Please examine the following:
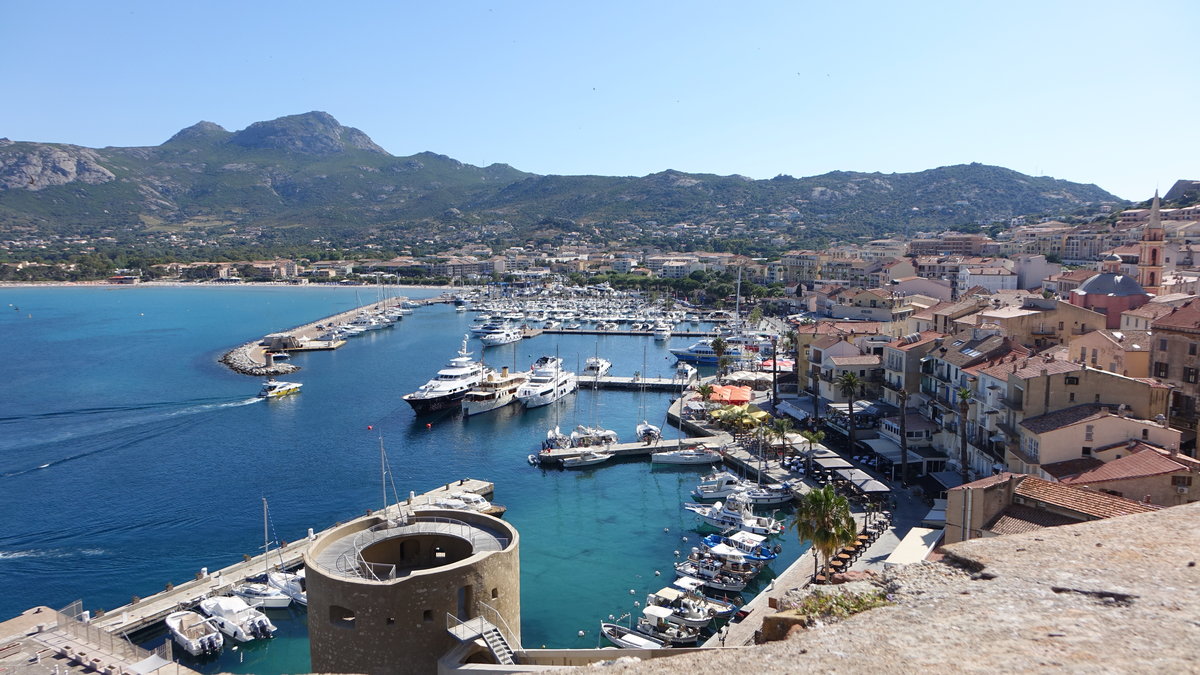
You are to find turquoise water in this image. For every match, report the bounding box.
[0,286,805,672]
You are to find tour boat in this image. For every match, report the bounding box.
[165,610,224,656]
[402,337,488,414]
[650,445,722,465]
[645,586,738,628]
[600,622,669,650]
[463,367,528,416]
[515,356,577,408]
[198,596,276,642]
[561,449,613,469]
[258,379,302,398]
[582,356,612,378]
[636,606,702,645]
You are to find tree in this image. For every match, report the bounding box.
[792,485,857,581]
[748,305,763,326]
[800,429,826,475]
[770,417,795,458]
[957,386,974,486]
[694,383,715,411]
[837,372,862,456]
[898,389,909,487]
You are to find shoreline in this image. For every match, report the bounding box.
[0,280,465,290]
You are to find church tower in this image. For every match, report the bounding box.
[1137,191,1165,295]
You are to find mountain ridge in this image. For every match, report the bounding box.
[0,112,1123,249]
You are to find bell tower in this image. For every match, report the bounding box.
[1137,191,1164,295]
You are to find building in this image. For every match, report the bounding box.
[943,473,1160,544]
[306,508,521,675]
[1149,299,1200,446]
[1067,254,1152,328]
[1011,403,1180,477]
[1066,329,1150,378]
[1046,443,1198,507]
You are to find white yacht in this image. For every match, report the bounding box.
[165,610,223,656]
[258,379,302,399]
[402,337,488,414]
[682,492,784,536]
[650,445,723,465]
[653,324,673,341]
[582,356,612,378]
[479,326,522,347]
[636,420,662,442]
[690,471,750,500]
[669,339,748,365]
[463,367,528,416]
[267,569,307,606]
[569,424,618,446]
[516,356,577,408]
[199,596,277,642]
[232,580,291,609]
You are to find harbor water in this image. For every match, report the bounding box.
[0,286,807,673]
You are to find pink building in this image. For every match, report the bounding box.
[1068,254,1150,329]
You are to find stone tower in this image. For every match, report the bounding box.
[1137,191,1165,295]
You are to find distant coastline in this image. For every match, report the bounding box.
[0,280,463,291]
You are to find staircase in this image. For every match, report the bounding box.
[481,625,515,665]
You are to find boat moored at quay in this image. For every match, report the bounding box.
[402,336,488,414]
[516,356,578,408]
[463,366,529,416]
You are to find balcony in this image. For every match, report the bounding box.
[1169,413,1198,431]
[999,396,1023,412]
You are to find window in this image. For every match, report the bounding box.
[386,617,396,626]
[1069,392,1076,402]
[1155,362,1170,378]
[423,610,434,623]
[1159,338,1168,352]
[1142,429,1149,440]
[1082,447,1092,455]
[330,606,356,630]
[1084,425,1094,441]
[1173,476,1194,487]
[1191,343,1198,357]
[1186,367,1198,384]
[491,588,499,600]
[1065,376,1079,385]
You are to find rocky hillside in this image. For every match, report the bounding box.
[0,112,1122,247]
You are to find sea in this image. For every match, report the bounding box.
[0,285,807,673]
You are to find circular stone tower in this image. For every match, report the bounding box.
[305,508,520,675]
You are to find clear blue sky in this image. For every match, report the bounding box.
[3,1,1196,200]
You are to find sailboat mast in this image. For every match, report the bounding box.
[380,436,387,514]
[262,497,269,575]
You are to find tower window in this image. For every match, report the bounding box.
[330,606,356,630]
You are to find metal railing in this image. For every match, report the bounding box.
[334,515,511,580]
[51,601,176,673]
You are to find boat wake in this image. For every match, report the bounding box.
[0,548,108,561]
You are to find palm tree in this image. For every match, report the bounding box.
[694,383,715,412]
[836,372,862,457]
[897,389,909,488]
[711,336,727,382]
[800,429,825,475]
[792,485,857,581]
[770,416,795,459]
[957,386,974,486]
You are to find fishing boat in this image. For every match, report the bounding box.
[463,367,528,416]
[561,449,613,469]
[702,531,781,563]
[267,568,307,606]
[402,336,488,414]
[690,471,750,500]
[600,622,669,650]
[569,424,618,447]
[164,610,223,656]
[650,445,722,465]
[582,356,612,377]
[645,587,718,628]
[515,356,577,408]
[682,492,785,535]
[198,596,276,642]
[636,606,702,645]
[258,379,302,398]
[673,558,758,592]
[738,482,796,507]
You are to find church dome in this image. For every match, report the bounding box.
[1103,253,1123,262]
[1074,273,1148,297]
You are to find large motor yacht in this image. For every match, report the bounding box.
[463,367,529,416]
[668,338,748,365]
[402,337,488,414]
[515,356,577,408]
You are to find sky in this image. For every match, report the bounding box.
[2,1,1197,201]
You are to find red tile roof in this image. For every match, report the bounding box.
[1013,475,1161,519]
[977,354,1082,381]
[1058,448,1190,485]
[984,504,1079,535]
[1152,299,1200,331]
[1040,457,1105,480]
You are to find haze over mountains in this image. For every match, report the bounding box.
[0,111,1121,247]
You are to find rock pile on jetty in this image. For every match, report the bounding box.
[220,343,300,377]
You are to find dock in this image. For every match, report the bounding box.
[89,479,495,637]
[581,375,690,391]
[541,328,716,338]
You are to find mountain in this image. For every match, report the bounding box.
[0,112,1122,250]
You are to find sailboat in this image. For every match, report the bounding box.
[635,342,662,443]
[232,498,292,609]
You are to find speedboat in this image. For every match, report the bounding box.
[199,596,276,642]
[267,568,307,607]
[582,356,612,378]
[600,622,669,650]
[569,424,618,447]
[463,367,528,416]
[402,336,488,414]
[232,579,291,608]
[479,326,521,347]
[669,338,748,365]
[515,356,577,408]
[636,420,662,443]
[691,471,750,500]
[413,492,507,517]
[165,610,224,656]
[258,379,302,398]
[561,449,613,469]
[683,492,785,535]
[702,531,780,563]
[650,445,722,465]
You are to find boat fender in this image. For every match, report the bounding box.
[707,608,717,617]
[773,544,783,554]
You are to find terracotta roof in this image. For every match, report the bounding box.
[1013,475,1161,518]
[1152,300,1200,331]
[1040,457,1105,480]
[1058,448,1190,485]
[1122,303,1177,321]
[885,330,944,350]
[977,355,1082,382]
[810,335,843,349]
[936,334,1012,368]
[911,301,957,321]
[952,471,1021,490]
[1019,403,1110,434]
[1053,269,1100,283]
[829,355,881,367]
[984,504,1079,535]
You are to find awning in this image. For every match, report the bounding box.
[930,470,966,490]
[643,605,674,619]
[860,437,905,463]
[883,527,943,568]
[922,508,947,527]
[814,456,854,469]
[834,468,892,493]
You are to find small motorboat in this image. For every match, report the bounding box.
[561,449,613,469]
[691,471,751,500]
[636,420,662,443]
[259,379,302,398]
[673,558,759,592]
[267,351,290,361]
[569,424,618,447]
[646,587,728,628]
[199,596,277,642]
[682,492,785,536]
[600,622,669,650]
[651,445,722,465]
[702,531,781,562]
[267,568,307,606]
[582,356,612,378]
[636,606,701,645]
[738,482,796,507]
[165,610,224,656]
